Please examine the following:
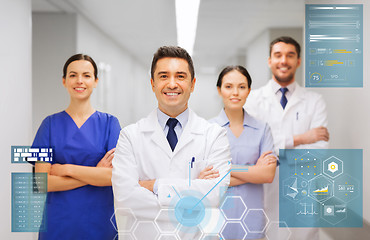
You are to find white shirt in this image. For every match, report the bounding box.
[271,79,296,103]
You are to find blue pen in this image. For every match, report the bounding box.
[189,157,195,187]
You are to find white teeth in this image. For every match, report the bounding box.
[166,93,179,96]
[280,67,288,71]
[75,88,85,91]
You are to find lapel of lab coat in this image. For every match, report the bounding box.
[173,109,203,156]
[140,109,203,159]
[261,80,284,116]
[262,80,305,118]
[140,110,173,158]
[283,83,305,116]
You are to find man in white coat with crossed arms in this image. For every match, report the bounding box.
[112,46,231,239]
[245,36,329,240]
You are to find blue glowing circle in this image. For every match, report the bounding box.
[174,196,205,227]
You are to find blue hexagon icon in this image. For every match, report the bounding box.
[293,151,322,179]
[243,209,269,233]
[334,174,360,203]
[320,197,347,225]
[220,196,247,220]
[282,176,309,202]
[308,174,334,203]
[220,221,247,240]
[323,156,343,179]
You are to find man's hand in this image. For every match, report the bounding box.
[198,166,219,179]
[139,180,155,192]
[256,151,277,166]
[50,163,69,177]
[97,148,115,168]
[294,126,329,146]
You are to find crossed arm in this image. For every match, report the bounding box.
[293,126,329,147]
[229,151,277,186]
[35,148,116,192]
[140,151,277,191]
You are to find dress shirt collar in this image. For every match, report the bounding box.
[271,79,296,95]
[216,108,260,129]
[157,108,189,131]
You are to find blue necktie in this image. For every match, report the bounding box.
[280,87,288,109]
[166,118,178,151]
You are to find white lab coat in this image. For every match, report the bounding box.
[244,80,328,240]
[112,109,231,238]
[245,80,328,154]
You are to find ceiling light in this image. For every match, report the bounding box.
[175,0,200,56]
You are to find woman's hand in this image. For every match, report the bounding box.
[198,166,220,179]
[97,148,115,168]
[256,151,277,166]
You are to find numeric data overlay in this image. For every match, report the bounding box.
[305,4,363,87]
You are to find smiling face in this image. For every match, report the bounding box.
[151,57,196,117]
[63,60,98,101]
[218,70,251,111]
[269,42,301,87]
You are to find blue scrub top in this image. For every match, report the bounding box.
[210,109,276,239]
[32,111,121,240]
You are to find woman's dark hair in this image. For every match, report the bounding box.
[217,65,252,89]
[63,54,98,79]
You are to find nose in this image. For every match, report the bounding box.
[232,87,238,95]
[281,55,287,64]
[167,76,177,89]
[76,75,83,84]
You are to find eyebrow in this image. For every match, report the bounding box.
[176,71,188,75]
[223,82,247,85]
[273,51,297,55]
[68,71,92,74]
[157,71,168,75]
[156,71,188,75]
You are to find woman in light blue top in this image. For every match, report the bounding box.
[209,66,278,240]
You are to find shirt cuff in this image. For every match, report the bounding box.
[285,135,294,149]
[153,180,158,195]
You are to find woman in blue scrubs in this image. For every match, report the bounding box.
[32,54,121,239]
[209,66,278,240]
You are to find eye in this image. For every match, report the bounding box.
[240,86,246,89]
[69,74,76,78]
[178,74,185,79]
[84,74,91,78]
[225,85,231,89]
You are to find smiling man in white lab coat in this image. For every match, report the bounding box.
[112,46,231,239]
[245,36,329,240]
